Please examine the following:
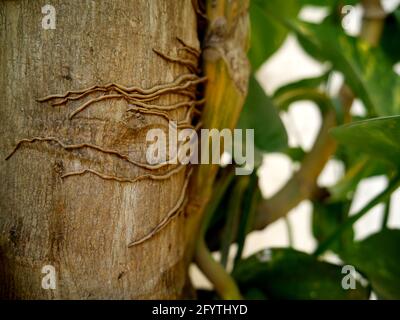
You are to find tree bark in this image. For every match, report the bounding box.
[0,0,200,299]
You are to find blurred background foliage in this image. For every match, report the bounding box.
[198,0,400,300]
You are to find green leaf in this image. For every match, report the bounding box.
[312,199,354,253]
[220,176,249,268]
[299,0,335,5]
[237,75,288,152]
[314,174,400,256]
[274,72,330,100]
[299,0,359,6]
[243,288,268,300]
[283,146,306,162]
[273,72,333,113]
[329,157,390,201]
[233,248,370,300]
[332,115,400,167]
[249,0,301,70]
[204,167,236,251]
[343,229,400,299]
[381,7,400,64]
[290,20,400,116]
[234,171,261,266]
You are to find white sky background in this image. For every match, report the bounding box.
[191,0,400,289]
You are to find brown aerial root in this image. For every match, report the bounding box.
[152,48,199,74]
[37,73,201,103]
[127,97,205,112]
[6,121,202,170]
[126,97,205,125]
[126,106,197,127]
[50,88,108,106]
[36,71,206,127]
[126,106,171,122]
[67,94,125,119]
[128,168,192,247]
[5,136,174,170]
[61,163,186,182]
[176,36,201,58]
[52,88,161,107]
[179,99,205,125]
[67,77,207,119]
[179,90,197,100]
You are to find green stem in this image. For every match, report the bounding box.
[284,216,294,247]
[381,198,391,229]
[195,238,243,300]
[314,174,400,256]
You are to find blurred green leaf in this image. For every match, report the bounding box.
[204,167,236,251]
[273,72,333,113]
[233,248,370,299]
[299,0,336,5]
[330,157,390,201]
[299,0,359,7]
[243,288,268,300]
[283,146,306,162]
[343,229,400,299]
[381,7,400,64]
[249,0,301,70]
[274,72,329,100]
[220,176,249,268]
[332,115,400,167]
[237,75,288,152]
[290,20,400,115]
[234,172,261,266]
[314,173,400,256]
[312,199,353,253]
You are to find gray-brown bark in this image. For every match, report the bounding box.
[0,0,199,299]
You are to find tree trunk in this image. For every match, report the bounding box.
[0,0,200,299]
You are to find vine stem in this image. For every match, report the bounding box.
[195,238,242,300]
[284,216,294,247]
[314,173,400,256]
[381,198,391,229]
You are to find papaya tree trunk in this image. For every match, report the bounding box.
[0,0,200,299]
